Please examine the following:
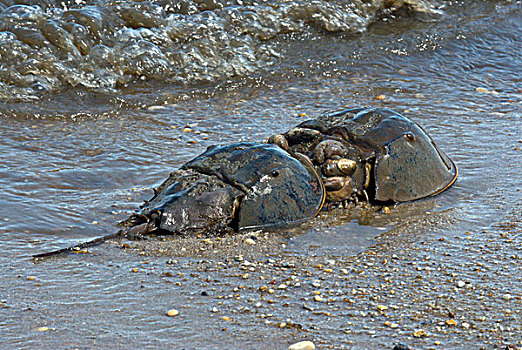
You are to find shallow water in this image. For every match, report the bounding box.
[1,0,521,349]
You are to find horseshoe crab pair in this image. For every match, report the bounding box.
[34,107,457,258]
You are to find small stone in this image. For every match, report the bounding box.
[393,344,411,350]
[377,305,388,311]
[37,327,49,332]
[27,276,36,281]
[211,307,218,313]
[279,322,287,328]
[166,309,179,317]
[462,322,470,329]
[313,295,323,302]
[303,303,314,311]
[446,318,457,326]
[244,238,256,245]
[375,94,386,100]
[457,281,465,288]
[385,321,399,328]
[182,127,193,132]
[222,316,232,322]
[475,87,489,93]
[382,206,391,214]
[288,341,315,350]
[413,329,428,338]
[278,284,287,290]
[502,293,513,301]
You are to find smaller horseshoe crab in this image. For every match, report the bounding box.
[269,107,458,206]
[34,142,325,258]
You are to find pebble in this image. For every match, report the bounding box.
[446,318,457,326]
[288,341,315,350]
[27,276,36,281]
[392,344,411,350]
[244,238,256,245]
[37,327,49,332]
[313,295,323,302]
[475,87,488,93]
[413,329,428,338]
[502,293,513,301]
[222,316,232,322]
[456,280,465,288]
[166,309,179,317]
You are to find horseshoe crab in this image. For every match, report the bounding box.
[34,142,325,258]
[269,107,458,206]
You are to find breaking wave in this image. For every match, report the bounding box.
[0,0,443,101]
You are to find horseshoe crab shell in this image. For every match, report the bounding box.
[141,142,325,233]
[238,151,326,230]
[346,108,458,202]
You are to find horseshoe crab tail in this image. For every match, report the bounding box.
[32,230,124,259]
[32,222,154,260]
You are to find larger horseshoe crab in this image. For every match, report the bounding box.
[34,142,325,258]
[269,107,458,206]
